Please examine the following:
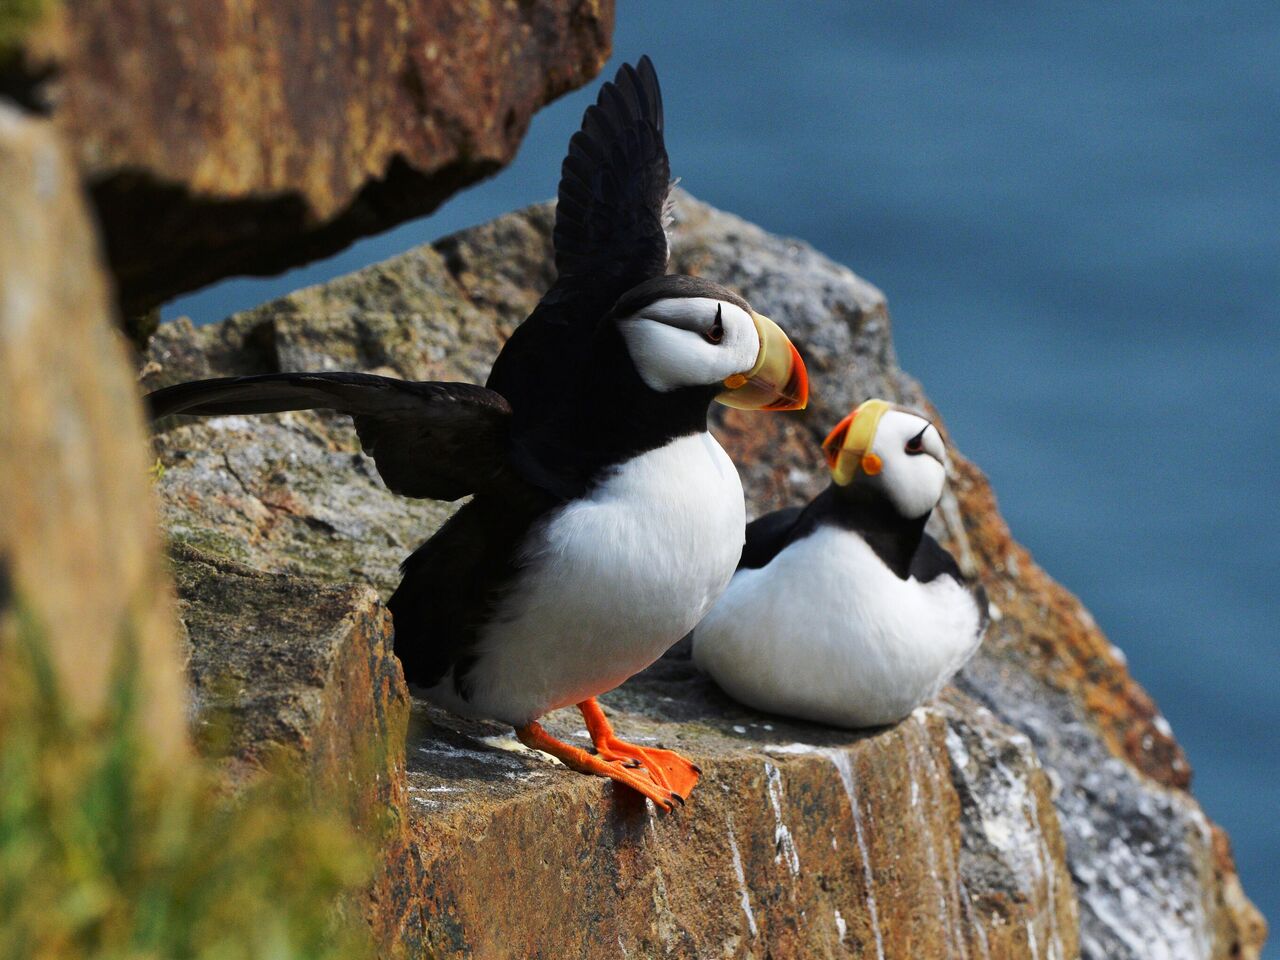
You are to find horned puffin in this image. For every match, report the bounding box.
[147,57,809,810]
[691,399,986,728]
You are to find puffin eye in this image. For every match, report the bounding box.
[703,304,724,344]
[905,426,928,455]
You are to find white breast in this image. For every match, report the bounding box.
[692,525,983,728]
[425,432,746,726]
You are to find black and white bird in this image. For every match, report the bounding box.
[691,399,985,728]
[147,57,808,809]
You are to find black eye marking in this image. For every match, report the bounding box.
[905,424,929,455]
[704,303,724,344]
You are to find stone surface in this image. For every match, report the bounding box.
[176,544,1077,960]
[145,192,1265,958]
[0,102,187,759]
[946,464,1261,960]
[173,544,407,834]
[390,682,1078,959]
[10,0,613,316]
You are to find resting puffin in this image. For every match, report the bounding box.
[147,57,808,809]
[691,399,985,728]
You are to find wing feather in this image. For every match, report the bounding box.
[487,56,672,409]
[738,507,807,571]
[549,55,671,303]
[147,372,513,501]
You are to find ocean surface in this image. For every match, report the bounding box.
[165,4,1280,945]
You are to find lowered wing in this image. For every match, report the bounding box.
[148,372,513,502]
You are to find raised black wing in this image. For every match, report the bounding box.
[147,372,512,501]
[738,506,807,570]
[552,54,670,300]
[487,56,671,405]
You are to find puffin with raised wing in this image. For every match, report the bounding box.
[147,57,809,810]
[692,399,985,729]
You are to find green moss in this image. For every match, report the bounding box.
[0,602,374,960]
[0,0,53,59]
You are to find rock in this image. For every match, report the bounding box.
[173,543,407,832]
[0,102,187,760]
[175,543,1077,959]
[388,682,1078,958]
[145,192,1265,958]
[9,0,614,317]
[945,469,1261,960]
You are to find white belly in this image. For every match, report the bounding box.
[426,432,746,726]
[692,525,983,728]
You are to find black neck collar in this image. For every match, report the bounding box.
[809,483,929,579]
[506,321,717,500]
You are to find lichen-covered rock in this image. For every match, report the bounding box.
[174,545,1077,959]
[12,0,614,316]
[145,192,1265,958]
[391,687,1077,959]
[172,544,407,829]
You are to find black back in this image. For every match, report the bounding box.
[739,485,965,586]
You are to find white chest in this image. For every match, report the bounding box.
[433,432,746,725]
[693,525,983,728]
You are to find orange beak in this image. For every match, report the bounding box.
[716,312,809,412]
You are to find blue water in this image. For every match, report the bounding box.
[166,3,1280,944]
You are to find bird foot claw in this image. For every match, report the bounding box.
[593,740,702,802]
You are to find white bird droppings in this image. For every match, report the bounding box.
[763,761,801,877]
[726,818,759,938]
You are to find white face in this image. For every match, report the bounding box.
[867,410,948,519]
[616,297,761,392]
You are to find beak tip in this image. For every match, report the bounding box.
[789,343,810,410]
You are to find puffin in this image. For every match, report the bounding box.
[147,57,809,810]
[691,399,986,728]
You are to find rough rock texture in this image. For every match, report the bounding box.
[143,193,1265,958]
[173,544,407,833]
[172,533,1077,958]
[9,0,614,316]
[0,102,187,759]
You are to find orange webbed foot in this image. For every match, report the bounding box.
[578,698,702,803]
[514,721,680,811]
[592,741,702,803]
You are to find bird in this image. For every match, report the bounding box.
[691,398,986,729]
[146,56,809,810]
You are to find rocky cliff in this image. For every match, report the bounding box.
[143,193,1266,959]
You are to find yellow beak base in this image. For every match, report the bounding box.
[822,398,891,485]
[715,312,809,412]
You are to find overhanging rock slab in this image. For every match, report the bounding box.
[12,0,614,316]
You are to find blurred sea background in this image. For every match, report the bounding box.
[164,4,1280,944]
